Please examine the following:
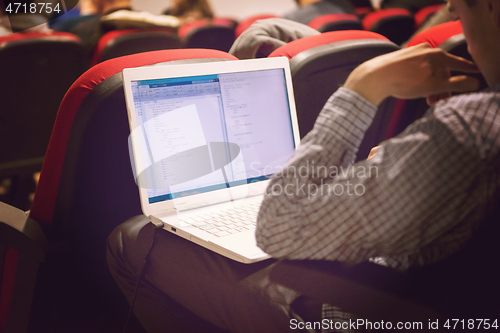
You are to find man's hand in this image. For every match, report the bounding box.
[367,146,380,160]
[344,43,481,106]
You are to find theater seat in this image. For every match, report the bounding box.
[414,4,445,29]
[27,49,237,293]
[405,19,462,48]
[354,6,373,18]
[363,8,415,45]
[308,14,363,32]
[178,18,236,52]
[212,17,238,30]
[351,0,373,16]
[0,32,86,211]
[0,202,46,333]
[269,30,399,160]
[91,27,182,65]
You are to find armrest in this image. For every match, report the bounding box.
[0,201,28,232]
[0,201,47,252]
[0,201,47,333]
[269,260,441,323]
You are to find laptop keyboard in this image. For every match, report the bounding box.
[179,202,260,237]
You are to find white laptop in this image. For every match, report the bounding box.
[123,57,300,263]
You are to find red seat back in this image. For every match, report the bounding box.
[363,8,415,45]
[308,14,363,32]
[406,20,462,47]
[354,6,373,18]
[414,4,445,29]
[91,27,182,66]
[179,18,236,52]
[29,49,237,288]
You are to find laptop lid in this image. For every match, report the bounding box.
[123,57,300,218]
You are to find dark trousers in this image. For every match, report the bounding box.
[106,215,302,333]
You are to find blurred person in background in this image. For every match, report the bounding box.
[163,0,214,24]
[70,0,132,56]
[0,4,12,36]
[52,0,100,32]
[71,0,178,58]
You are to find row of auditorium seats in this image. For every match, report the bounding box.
[0,31,88,211]
[70,2,448,67]
[92,17,237,65]
[89,4,445,66]
[174,4,445,52]
[308,5,444,44]
[0,20,484,332]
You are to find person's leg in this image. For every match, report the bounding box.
[107,215,301,333]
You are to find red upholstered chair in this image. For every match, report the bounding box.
[0,32,86,211]
[354,6,373,18]
[308,14,363,32]
[414,4,445,29]
[91,27,182,66]
[386,20,487,139]
[0,202,46,333]
[212,17,238,30]
[349,0,374,18]
[178,18,237,52]
[405,19,462,48]
[234,14,279,38]
[28,49,237,292]
[269,30,399,160]
[362,8,415,45]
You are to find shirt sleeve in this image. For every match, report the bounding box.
[256,87,491,267]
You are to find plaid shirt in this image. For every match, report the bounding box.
[256,86,500,332]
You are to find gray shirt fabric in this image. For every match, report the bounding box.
[229,18,319,60]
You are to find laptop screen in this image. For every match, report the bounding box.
[129,66,296,204]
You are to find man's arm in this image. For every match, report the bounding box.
[256,44,483,265]
[344,43,479,106]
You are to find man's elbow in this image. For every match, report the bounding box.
[255,222,271,254]
[255,225,283,258]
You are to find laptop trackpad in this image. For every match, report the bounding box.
[211,230,268,258]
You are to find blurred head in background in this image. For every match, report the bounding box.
[164,0,214,23]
